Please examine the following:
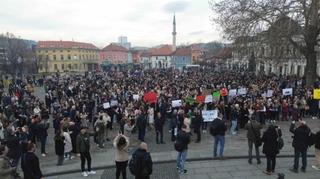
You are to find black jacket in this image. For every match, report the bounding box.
[262,126,281,156]
[315,131,320,150]
[210,119,227,136]
[176,130,191,150]
[137,115,147,130]
[54,135,65,156]
[132,148,153,177]
[21,152,43,179]
[290,123,310,151]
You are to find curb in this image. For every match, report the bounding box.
[44,154,316,177]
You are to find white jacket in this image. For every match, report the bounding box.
[63,132,73,153]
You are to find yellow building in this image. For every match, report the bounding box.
[36,41,100,73]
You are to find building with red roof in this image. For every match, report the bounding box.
[100,43,129,64]
[36,40,100,73]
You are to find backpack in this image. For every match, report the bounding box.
[210,121,219,136]
[174,141,183,152]
[129,150,152,176]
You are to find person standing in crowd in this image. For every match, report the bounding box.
[6,128,22,177]
[245,119,262,164]
[0,145,15,179]
[290,120,311,173]
[192,108,202,143]
[261,123,282,175]
[94,116,106,148]
[54,130,65,166]
[136,110,147,142]
[113,134,129,179]
[129,142,152,179]
[37,118,49,157]
[230,104,240,135]
[76,126,96,177]
[312,129,320,170]
[63,128,73,160]
[154,112,165,144]
[176,124,191,174]
[210,112,227,159]
[21,143,43,179]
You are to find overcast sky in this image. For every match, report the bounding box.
[0,0,221,48]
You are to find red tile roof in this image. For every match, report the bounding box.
[150,45,173,56]
[37,41,98,50]
[102,43,128,52]
[173,47,192,56]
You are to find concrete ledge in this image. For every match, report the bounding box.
[44,154,316,177]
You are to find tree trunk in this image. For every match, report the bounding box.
[305,50,317,87]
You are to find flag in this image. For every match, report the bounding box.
[212,91,221,98]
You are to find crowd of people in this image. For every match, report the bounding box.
[0,67,319,179]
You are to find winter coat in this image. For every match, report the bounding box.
[63,132,73,153]
[76,132,90,153]
[132,148,153,177]
[136,115,147,130]
[176,130,191,150]
[245,121,262,142]
[54,135,65,156]
[113,135,129,162]
[154,115,164,131]
[261,126,280,156]
[21,152,43,179]
[314,131,320,150]
[290,123,311,151]
[0,156,14,179]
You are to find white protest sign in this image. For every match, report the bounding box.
[229,89,237,97]
[261,92,267,98]
[205,95,213,103]
[110,100,118,107]
[103,102,110,109]
[202,110,218,122]
[282,88,293,96]
[267,90,273,98]
[133,94,139,100]
[238,88,247,95]
[172,100,182,107]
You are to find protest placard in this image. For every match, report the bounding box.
[238,88,247,95]
[267,90,273,98]
[205,95,213,103]
[103,102,110,109]
[313,89,320,99]
[133,94,139,100]
[202,110,218,122]
[110,100,118,107]
[172,100,182,107]
[282,88,293,96]
[229,89,237,97]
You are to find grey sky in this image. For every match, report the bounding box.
[0,0,221,47]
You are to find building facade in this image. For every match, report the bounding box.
[36,41,100,73]
[172,47,192,70]
[100,44,129,64]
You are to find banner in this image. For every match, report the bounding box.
[212,91,221,98]
[282,88,293,96]
[205,95,213,103]
[314,89,320,99]
[143,91,157,104]
[196,95,205,103]
[238,88,247,95]
[184,96,195,105]
[267,90,273,98]
[202,110,218,122]
[172,100,182,107]
[229,89,237,97]
[103,102,110,109]
[110,100,118,107]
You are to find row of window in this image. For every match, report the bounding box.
[39,63,81,71]
[39,49,96,53]
[39,54,98,60]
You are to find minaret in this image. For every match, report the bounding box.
[172,14,177,51]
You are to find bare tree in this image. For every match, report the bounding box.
[210,0,319,86]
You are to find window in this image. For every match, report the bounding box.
[68,54,71,60]
[68,64,71,69]
[61,55,64,60]
[67,50,70,52]
[53,50,56,53]
[53,55,56,60]
[61,64,65,70]
[74,64,78,69]
[46,55,49,60]
[79,55,81,60]
[60,50,63,52]
[54,64,58,70]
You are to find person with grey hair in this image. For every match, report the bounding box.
[129,142,153,179]
[245,119,262,164]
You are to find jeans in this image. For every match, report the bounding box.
[214,135,225,157]
[116,161,128,179]
[177,150,187,173]
[138,128,145,142]
[315,148,320,168]
[230,120,237,134]
[80,151,92,172]
[57,155,64,166]
[266,155,276,172]
[293,148,307,170]
[248,140,261,162]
